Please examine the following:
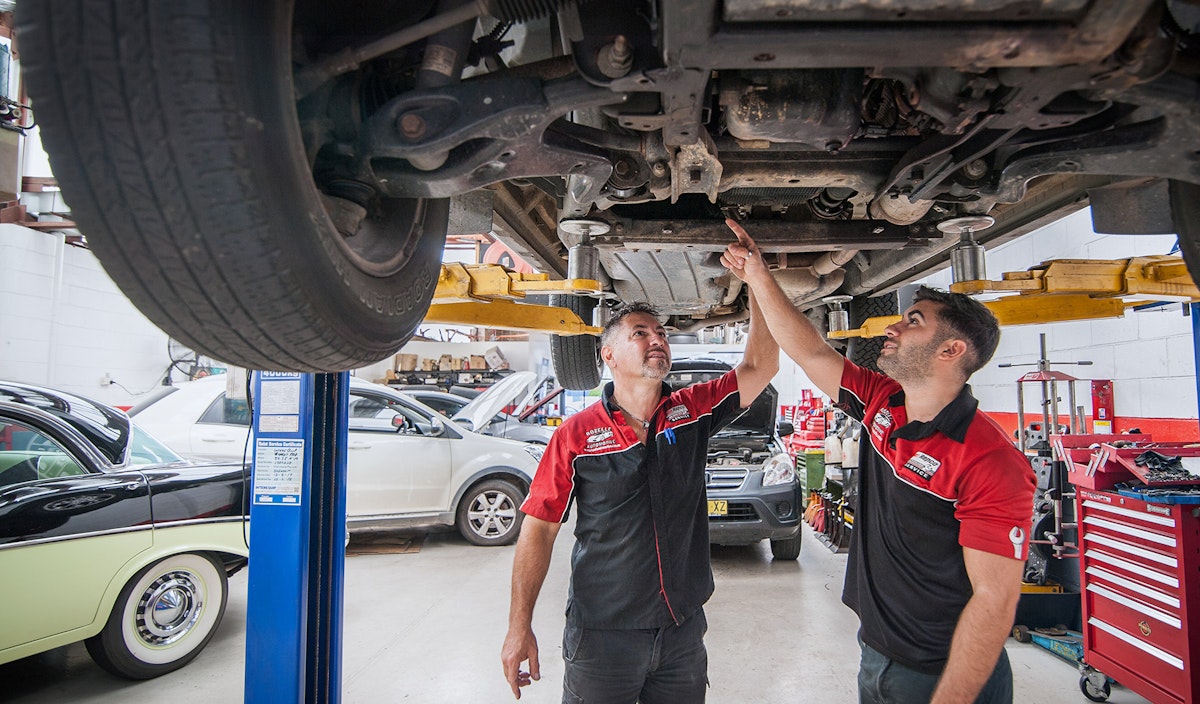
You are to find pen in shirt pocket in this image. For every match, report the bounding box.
[664,427,677,445]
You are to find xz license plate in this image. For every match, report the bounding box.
[707,500,728,516]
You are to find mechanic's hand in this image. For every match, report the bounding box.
[722,218,768,283]
[501,626,540,699]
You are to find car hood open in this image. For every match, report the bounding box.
[452,371,537,432]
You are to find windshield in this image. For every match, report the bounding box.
[128,423,185,465]
[665,368,776,434]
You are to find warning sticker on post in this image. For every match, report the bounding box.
[259,372,302,416]
[253,438,305,506]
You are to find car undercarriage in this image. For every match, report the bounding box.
[16,0,1200,386]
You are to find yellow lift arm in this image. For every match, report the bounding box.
[423,263,604,335]
[830,256,1200,340]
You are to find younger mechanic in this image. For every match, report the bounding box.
[501,294,778,702]
[723,219,1035,704]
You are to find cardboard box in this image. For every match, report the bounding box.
[395,353,419,372]
[469,355,488,370]
[421,358,437,372]
[438,354,455,371]
[483,346,508,370]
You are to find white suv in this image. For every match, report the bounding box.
[132,376,542,546]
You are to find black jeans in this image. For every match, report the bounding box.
[858,637,1012,704]
[561,611,708,704]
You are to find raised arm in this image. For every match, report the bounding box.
[722,219,846,398]
[733,290,780,407]
[501,515,561,699]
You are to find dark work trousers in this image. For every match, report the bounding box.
[561,610,708,704]
[857,637,1012,704]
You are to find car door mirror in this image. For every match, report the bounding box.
[777,421,795,437]
[427,418,445,437]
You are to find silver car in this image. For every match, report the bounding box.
[132,376,542,546]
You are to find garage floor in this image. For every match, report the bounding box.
[2,526,1151,704]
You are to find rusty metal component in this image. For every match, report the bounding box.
[670,133,723,203]
[597,35,634,79]
[869,192,936,225]
[399,112,427,139]
[721,70,863,148]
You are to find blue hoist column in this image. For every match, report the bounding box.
[245,371,350,703]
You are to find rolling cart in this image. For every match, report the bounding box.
[1074,444,1200,704]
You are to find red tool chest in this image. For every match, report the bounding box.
[1076,488,1200,704]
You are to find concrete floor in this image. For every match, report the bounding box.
[2,525,1152,704]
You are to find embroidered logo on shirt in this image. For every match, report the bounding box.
[584,426,619,451]
[902,451,941,479]
[1008,526,1026,559]
[870,408,893,441]
[667,404,691,422]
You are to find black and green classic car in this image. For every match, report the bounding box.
[0,382,249,679]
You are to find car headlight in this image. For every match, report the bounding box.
[762,453,796,487]
[523,444,545,462]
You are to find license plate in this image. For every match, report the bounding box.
[708,500,728,516]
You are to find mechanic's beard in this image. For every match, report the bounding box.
[641,357,670,379]
[876,339,939,383]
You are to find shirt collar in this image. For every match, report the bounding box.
[601,381,673,423]
[889,384,978,444]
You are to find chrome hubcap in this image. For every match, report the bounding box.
[136,571,203,646]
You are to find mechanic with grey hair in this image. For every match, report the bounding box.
[723,219,1034,704]
[501,295,778,702]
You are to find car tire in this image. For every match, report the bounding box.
[17,1,449,372]
[1171,179,1200,283]
[549,294,603,390]
[456,478,526,546]
[847,292,899,374]
[85,553,229,679]
[769,534,802,561]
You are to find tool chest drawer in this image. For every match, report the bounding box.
[1076,489,1200,704]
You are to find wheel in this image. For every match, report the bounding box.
[1080,674,1111,702]
[846,293,899,373]
[85,553,228,679]
[550,294,603,390]
[1012,624,1032,643]
[456,478,525,546]
[769,534,802,560]
[17,1,450,372]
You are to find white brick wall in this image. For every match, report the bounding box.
[922,208,1195,420]
[0,224,170,406]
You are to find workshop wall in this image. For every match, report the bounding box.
[0,223,170,406]
[921,208,1196,434]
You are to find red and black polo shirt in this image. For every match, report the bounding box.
[838,361,1035,674]
[521,370,742,629]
